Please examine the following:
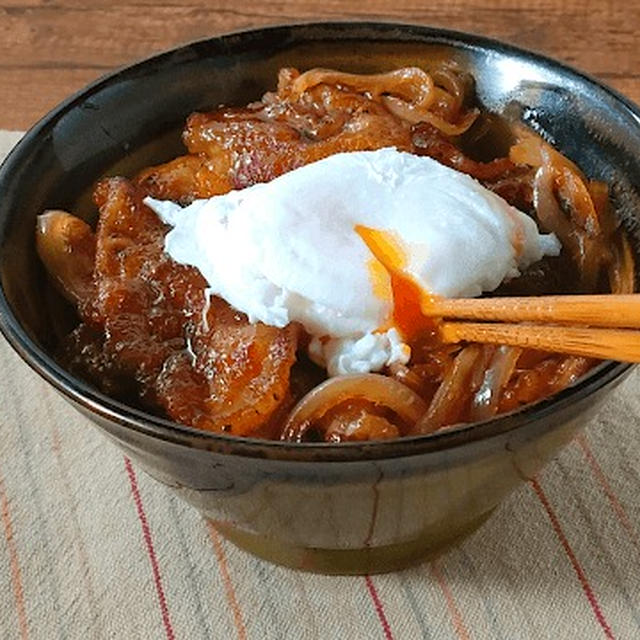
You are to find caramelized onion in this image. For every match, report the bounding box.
[323,407,400,443]
[36,211,96,306]
[470,346,522,422]
[411,345,482,435]
[557,167,600,234]
[281,374,428,442]
[511,128,612,290]
[383,98,478,133]
[552,356,592,389]
[431,67,466,118]
[288,67,478,134]
[509,128,583,177]
[609,234,635,294]
[289,67,436,108]
[532,163,602,289]
[532,165,573,242]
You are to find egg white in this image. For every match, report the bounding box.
[146,148,560,375]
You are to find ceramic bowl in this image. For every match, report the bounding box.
[0,23,638,574]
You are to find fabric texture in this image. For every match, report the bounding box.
[1,131,639,640]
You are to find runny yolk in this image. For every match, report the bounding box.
[354,224,439,343]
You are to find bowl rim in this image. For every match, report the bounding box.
[0,20,636,462]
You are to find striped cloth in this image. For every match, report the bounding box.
[1,131,640,640]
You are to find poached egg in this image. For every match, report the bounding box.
[145,148,560,375]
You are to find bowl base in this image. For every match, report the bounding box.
[209,509,495,575]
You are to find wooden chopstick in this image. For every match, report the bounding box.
[356,223,639,359]
[440,321,640,363]
[425,294,640,328]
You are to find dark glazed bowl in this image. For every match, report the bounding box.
[0,23,639,574]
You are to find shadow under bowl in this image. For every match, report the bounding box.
[0,22,639,574]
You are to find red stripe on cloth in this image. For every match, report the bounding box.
[207,523,248,640]
[0,472,29,640]
[365,575,394,640]
[531,477,615,640]
[429,562,471,640]
[124,457,175,640]
[576,434,640,550]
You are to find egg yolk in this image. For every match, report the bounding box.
[354,224,439,343]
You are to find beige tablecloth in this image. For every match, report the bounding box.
[1,130,639,640]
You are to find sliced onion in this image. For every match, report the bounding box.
[512,131,607,282]
[36,210,96,306]
[411,345,482,435]
[382,97,478,133]
[509,127,583,177]
[468,345,496,395]
[552,356,592,390]
[609,234,635,294]
[431,68,466,118]
[533,165,572,242]
[557,166,600,234]
[287,66,478,135]
[289,67,436,108]
[532,153,609,290]
[385,98,477,133]
[280,373,428,442]
[470,346,522,422]
[324,412,400,443]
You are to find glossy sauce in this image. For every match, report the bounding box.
[53,66,629,440]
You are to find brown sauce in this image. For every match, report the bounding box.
[37,66,633,441]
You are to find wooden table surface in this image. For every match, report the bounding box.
[1,0,639,131]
